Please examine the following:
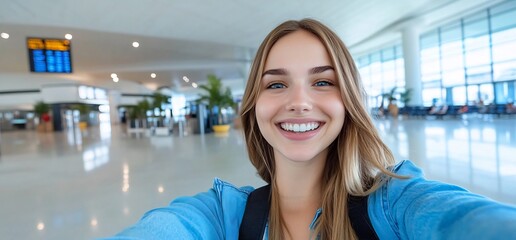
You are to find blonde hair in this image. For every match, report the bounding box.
[240,19,397,240]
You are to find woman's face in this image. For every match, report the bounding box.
[255,30,345,164]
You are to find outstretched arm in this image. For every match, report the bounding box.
[102,179,252,240]
[371,161,516,239]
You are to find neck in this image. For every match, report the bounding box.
[274,151,326,212]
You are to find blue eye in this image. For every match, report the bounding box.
[314,80,333,87]
[267,83,286,89]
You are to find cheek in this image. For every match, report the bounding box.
[324,97,346,134]
[325,95,346,119]
[255,96,279,146]
[255,95,273,128]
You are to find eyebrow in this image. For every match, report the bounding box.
[309,65,334,74]
[262,65,334,77]
[262,68,288,77]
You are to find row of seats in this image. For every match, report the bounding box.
[374,104,516,119]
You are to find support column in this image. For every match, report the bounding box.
[402,25,423,106]
[51,104,63,131]
[109,90,121,124]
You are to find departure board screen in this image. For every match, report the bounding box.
[27,38,72,73]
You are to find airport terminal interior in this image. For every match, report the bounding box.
[1,0,516,239]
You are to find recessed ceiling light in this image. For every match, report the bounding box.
[1,32,9,39]
[37,222,45,231]
[113,77,119,83]
[90,218,98,227]
[183,76,189,82]
[111,73,118,78]
[192,82,198,88]
[132,41,139,48]
[150,73,156,78]
[65,34,72,40]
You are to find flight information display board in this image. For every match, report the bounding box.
[27,38,73,73]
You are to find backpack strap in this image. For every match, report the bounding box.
[239,185,379,240]
[239,184,270,240]
[348,195,380,240]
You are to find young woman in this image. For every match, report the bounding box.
[107,19,516,240]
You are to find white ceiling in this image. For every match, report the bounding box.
[0,0,503,97]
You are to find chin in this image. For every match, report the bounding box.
[280,150,324,163]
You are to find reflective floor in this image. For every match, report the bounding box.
[0,118,515,239]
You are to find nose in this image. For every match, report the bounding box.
[285,85,312,113]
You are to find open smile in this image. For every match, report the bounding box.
[279,121,322,133]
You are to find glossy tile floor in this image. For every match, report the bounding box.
[0,117,515,239]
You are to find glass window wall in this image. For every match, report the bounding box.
[356,44,405,106]
[419,0,516,106]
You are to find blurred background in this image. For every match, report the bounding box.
[0,0,515,239]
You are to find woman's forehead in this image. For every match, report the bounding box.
[264,30,332,71]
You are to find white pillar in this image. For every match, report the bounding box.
[108,90,121,124]
[402,25,423,106]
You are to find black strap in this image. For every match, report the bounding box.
[348,195,380,240]
[239,185,379,240]
[239,185,270,240]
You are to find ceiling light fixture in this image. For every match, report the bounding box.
[150,73,156,78]
[192,82,198,88]
[183,76,189,82]
[113,77,119,83]
[1,32,9,39]
[65,34,72,40]
[132,41,139,48]
[37,222,45,231]
[111,73,118,78]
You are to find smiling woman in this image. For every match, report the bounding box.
[104,19,516,240]
[253,30,347,239]
[239,19,396,240]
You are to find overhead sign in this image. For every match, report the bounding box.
[27,38,73,73]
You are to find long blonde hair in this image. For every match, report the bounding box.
[240,19,397,240]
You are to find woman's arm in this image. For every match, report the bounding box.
[381,161,516,239]
[102,179,252,240]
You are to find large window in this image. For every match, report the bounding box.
[420,31,441,84]
[419,0,516,105]
[441,22,465,87]
[356,44,405,107]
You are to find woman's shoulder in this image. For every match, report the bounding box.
[388,159,423,176]
[212,178,255,197]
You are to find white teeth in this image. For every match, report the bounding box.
[280,122,320,132]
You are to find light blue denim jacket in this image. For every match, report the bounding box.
[105,161,516,239]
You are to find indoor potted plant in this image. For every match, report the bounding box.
[151,92,171,135]
[126,99,152,135]
[74,104,90,130]
[34,101,52,132]
[383,87,399,118]
[399,88,412,117]
[197,74,236,133]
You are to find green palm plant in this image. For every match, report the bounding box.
[74,104,90,120]
[152,92,169,112]
[151,92,169,127]
[34,101,50,117]
[125,99,152,129]
[136,99,151,119]
[383,87,398,103]
[382,87,412,105]
[197,74,236,124]
[399,88,412,107]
